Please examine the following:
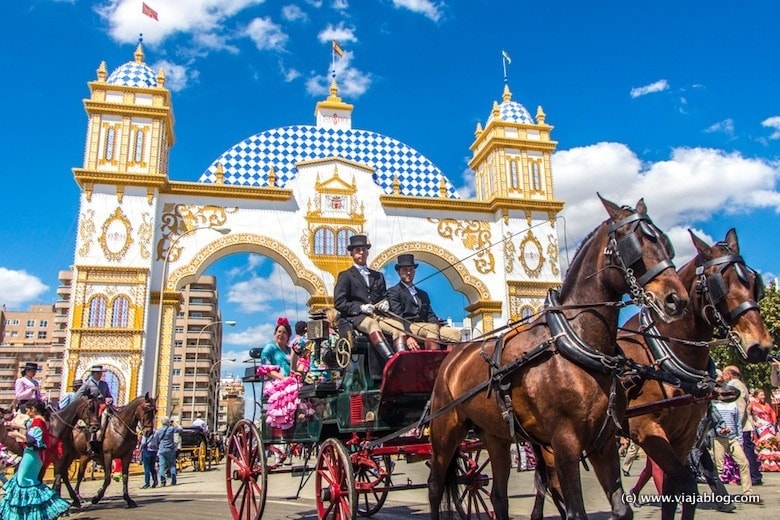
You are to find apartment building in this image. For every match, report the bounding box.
[215,376,246,435]
[0,303,65,404]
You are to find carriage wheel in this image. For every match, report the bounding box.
[354,454,392,517]
[453,448,495,519]
[315,438,356,520]
[197,440,208,472]
[334,337,352,369]
[225,420,267,520]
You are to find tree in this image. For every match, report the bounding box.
[711,280,779,391]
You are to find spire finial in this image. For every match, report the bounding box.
[97,61,107,82]
[536,105,546,124]
[502,84,512,103]
[134,42,145,63]
[328,80,340,100]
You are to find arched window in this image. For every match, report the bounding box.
[531,162,542,191]
[520,305,535,321]
[314,228,336,255]
[336,229,354,255]
[508,159,520,190]
[112,296,130,328]
[88,296,107,327]
[104,127,116,162]
[133,129,144,163]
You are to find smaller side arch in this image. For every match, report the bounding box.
[370,241,491,303]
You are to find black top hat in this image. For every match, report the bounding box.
[90,365,105,372]
[394,253,419,271]
[347,234,371,251]
[21,362,39,373]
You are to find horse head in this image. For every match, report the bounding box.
[599,195,688,321]
[136,393,157,436]
[689,228,773,363]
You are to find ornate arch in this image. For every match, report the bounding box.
[370,241,490,303]
[166,232,328,296]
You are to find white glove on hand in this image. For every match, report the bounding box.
[375,299,390,313]
[360,304,375,315]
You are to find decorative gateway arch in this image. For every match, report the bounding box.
[64,45,565,415]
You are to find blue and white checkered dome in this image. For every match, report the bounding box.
[106,61,158,88]
[198,125,460,199]
[487,99,535,125]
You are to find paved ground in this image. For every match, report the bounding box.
[7,454,778,519]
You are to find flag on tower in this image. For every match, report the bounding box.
[332,40,344,57]
[502,50,512,65]
[142,2,159,21]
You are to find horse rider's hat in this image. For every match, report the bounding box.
[73,379,84,388]
[90,365,106,372]
[347,234,371,251]
[21,362,39,373]
[394,254,419,271]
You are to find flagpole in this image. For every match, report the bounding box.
[331,45,336,81]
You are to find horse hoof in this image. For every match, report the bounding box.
[127,500,138,509]
[91,497,100,505]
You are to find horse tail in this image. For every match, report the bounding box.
[440,452,460,518]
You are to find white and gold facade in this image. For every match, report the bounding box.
[66,46,564,416]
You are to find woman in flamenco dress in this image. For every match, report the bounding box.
[257,317,301,432]
[0,399,70,520]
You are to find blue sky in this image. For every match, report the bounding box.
[2,1,779,378]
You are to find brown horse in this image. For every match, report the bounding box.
[48,396,101,493]
[530,228,774,520]
[59,394,156,508]
[428,196,688,520]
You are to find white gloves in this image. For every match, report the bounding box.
[360,304,375,314]
[375,299,390,313]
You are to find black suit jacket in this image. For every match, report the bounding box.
[387,283,438,324]
[334,265,387,328]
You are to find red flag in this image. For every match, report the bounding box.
[142,2,159,21]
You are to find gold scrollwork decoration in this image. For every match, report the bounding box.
[503,232,515,274]
[547,234,560,276]
[77,209,96,257]
[518,231,545,278]
[429,218,495,274]
[139,213,153,260]
[99,207,134,262]
[156,203,238,261]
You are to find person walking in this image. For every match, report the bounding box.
[712,395,753,497]
[139,429,159,488]
[0,399,70,520]
[722,365,763,485]
[621,439,640,476]
[155,416,183,486]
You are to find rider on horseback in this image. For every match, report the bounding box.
[75,365,113,452]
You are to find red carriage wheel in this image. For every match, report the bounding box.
[225,420,267,520]
[354,454,392,517]
[315,438,357,520]
[453,448,495,519]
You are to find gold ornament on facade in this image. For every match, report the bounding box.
[156,203,237,261]
[77,209,96,257]
[99,207,134,262]
[429,218,495,274]
[138,212,154,260]
[503,232,516,274]
[518,231,545,278]
[547,234,560,276]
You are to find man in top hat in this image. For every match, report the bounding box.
[77,365,114,444]
[386,254,462,350]
[333,234,398,361]
[14,362,42,412]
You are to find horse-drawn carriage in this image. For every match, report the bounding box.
[224,198,774,520]
[178,427,212,472]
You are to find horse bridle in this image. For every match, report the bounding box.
[605,210,676,311]
[695,245,765,357]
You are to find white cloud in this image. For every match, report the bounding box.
[306,50,371,97]
[281,4,308,22]
[331,0,349,11]
[305,0,323,7]
[244,16,289,51]
[0,268,49,308]
[392,0,444,22]
[284,67,302,82]
[552,143,780,270]
[762,116,780,140]
[457,165,476,199]
[704,118,735,137]
[152,60,199,91]
[630,79,670,98]
[96,0,266,47]
[226,264,310,313]
[317,22,358,44]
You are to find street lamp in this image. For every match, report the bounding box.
[151,226,231,403]
[191,320,237,422]
[210,357,237,432]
